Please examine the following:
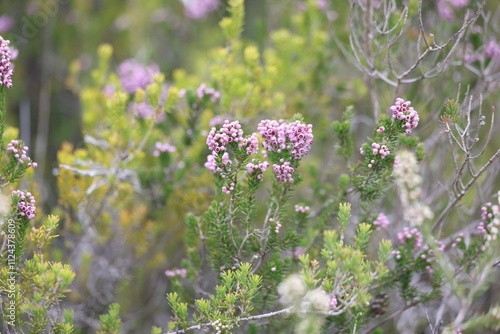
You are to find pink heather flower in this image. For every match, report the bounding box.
[294,247,304,258]
[103,84,116,98]
[478,203,499,238]
[389,98,419,134]
[165,270,176,277]
[165,269,187,278]
[221,152,230,165]
[437,0,468,21]
[239,133,259,155]
[209,115,225,127]
[274,222,282,233]
[221,182,235,194]
[12,190,36,220]
[271,267,276,272]
[206,121,259,158]
[206,120,244,153]
[330,295,338,310]
[287,121,314,159]
[153,142,176,157]
[0,36,14,88]
[373,213,389,231]
[377,126,385,133]
[246,160,269,181]
[295,205,310,213]
[366,142,391,168]
[391,249,402,260]
[183,0,220,19]
[393,156,400,168]
[0,16,14,33]
[117,59,159,94]
[273,160,295,183]
[258,119,313,159]
[397,227,423,250]
[130,102,155,119]
[437,0,454,21]
[317,0,327,10]
[485,39,500,61]
[7,140,37,167]
[195,83,221,102]
[204,154,217,173]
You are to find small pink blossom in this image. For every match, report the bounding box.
[258,119,313,160]
[7,140,37,167]
[389,98,419,134]
[204,154,217,173]
[373,213,389,231]
[397,227,423,250]
[165,268,187,278]
[117,59,159,94]
[183,0,219,20]
[0,36,14,88]
[330,295,338,310]
[295,205,310,213]
[273,160,295,183]
[153,142,176,156]
[12,190,36,220]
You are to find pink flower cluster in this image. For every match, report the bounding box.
[258,119,313,159]
[330,295,338,310]
[485,39,500,61]
[7,140,37,167]
[437,0,468,21]
[271,218,282,233]
[273,160,295,183]
[165,268,187,278]
[206,121,259,162]
[0,16,14,33]
[241,133,259,155]
[451,232,465,248]
[246,160,270,181]
[206,120,245,153]
[373,213,389,231]
[12,190,36,219]
[221,182,235,195]
[477,202,499,235]
[196,83,221,102]
[183,0,219,20]
[363,142,390,168]
[205,154,217,173]
[117,59,159,94]
[153,142,176,157]
[397,227,423,250]
[294,205,310,213]
[0,36,14,88]
[129,102,155,119]
[420,245,439,274]
[371,143,390,157]
[391,249,401,260]
[390,98,419,134]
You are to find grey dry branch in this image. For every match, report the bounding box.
[432,102,499,234]
[342,0,486,90]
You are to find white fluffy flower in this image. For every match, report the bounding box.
[277,274,306,306]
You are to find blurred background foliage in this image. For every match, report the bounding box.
[1,0,500,332]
